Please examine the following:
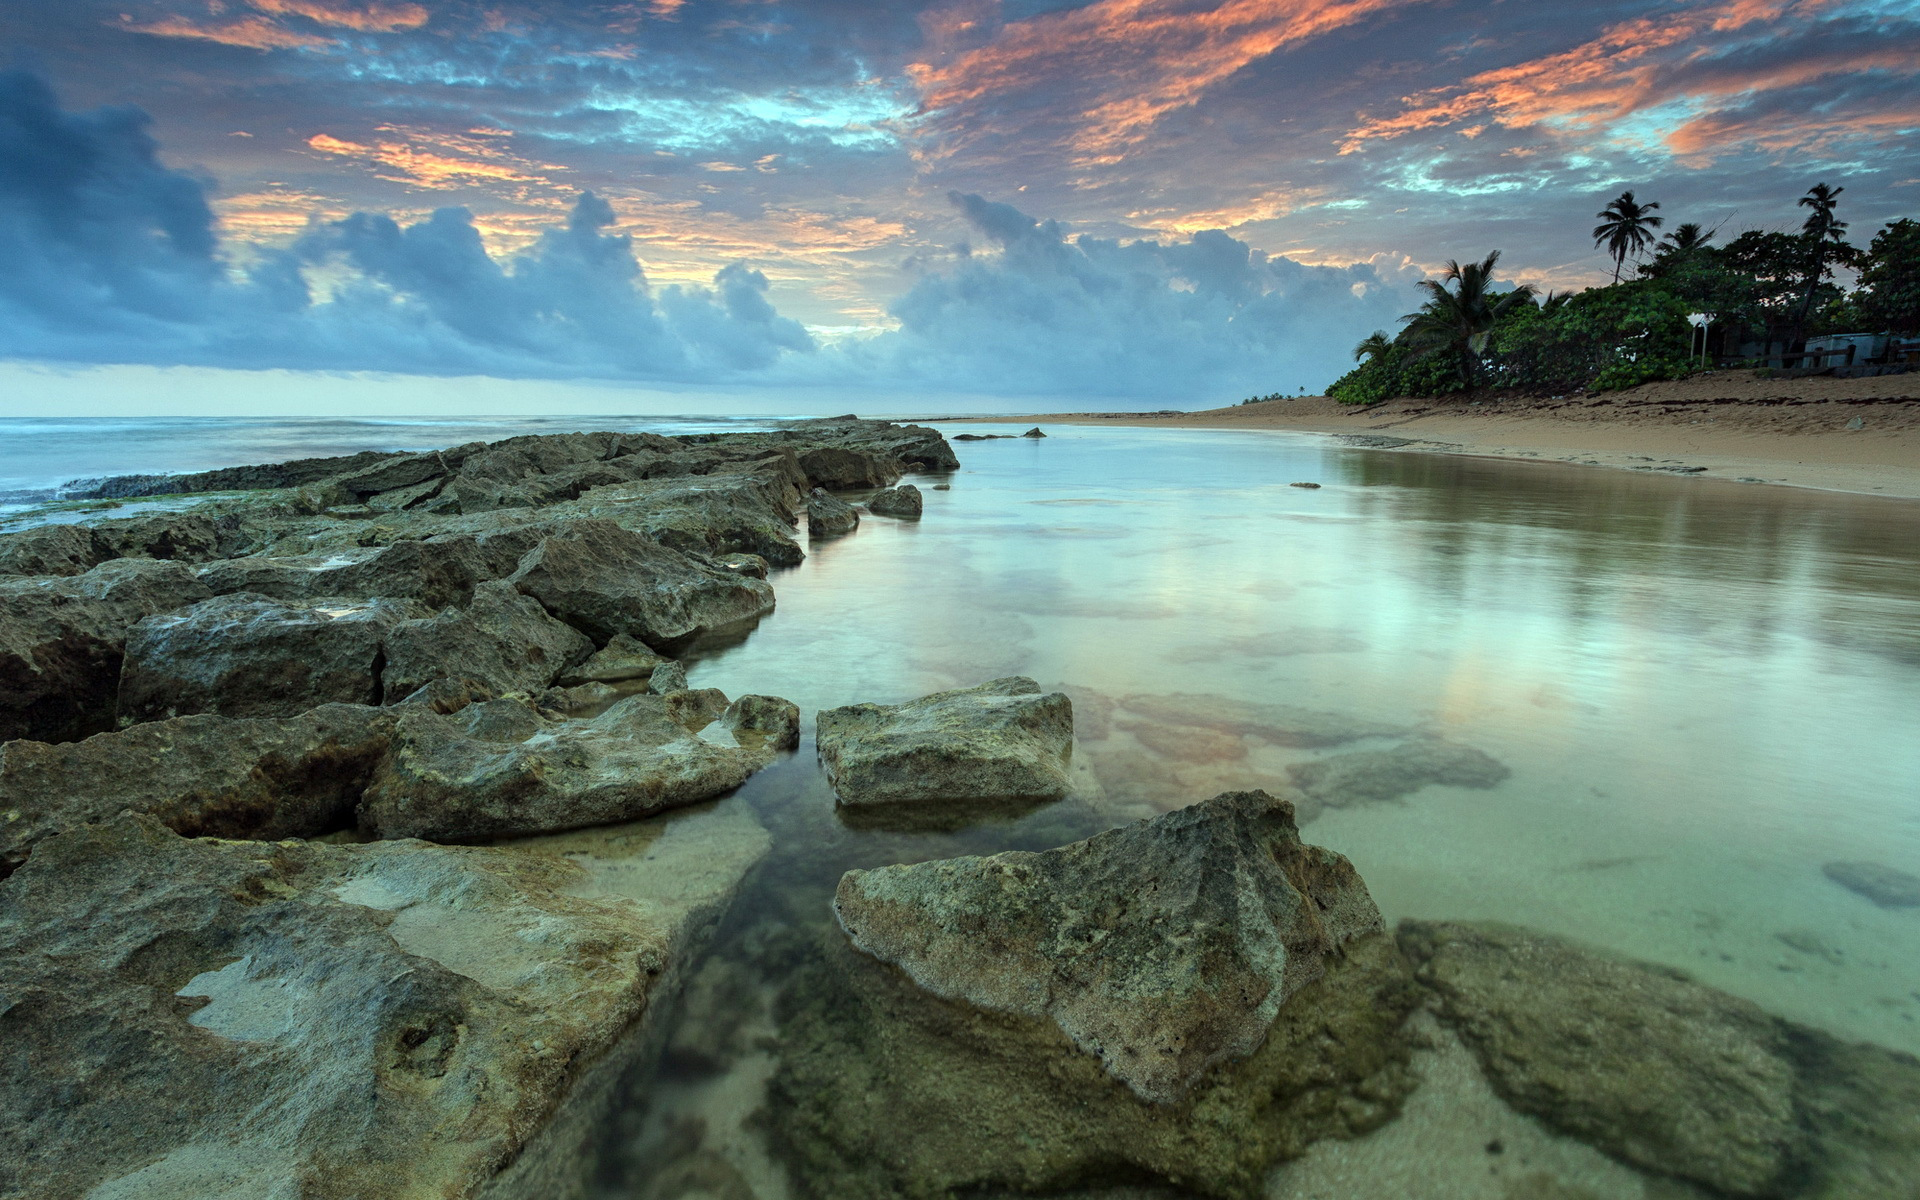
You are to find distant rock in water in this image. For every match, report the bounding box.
[805,488,859,537]
[864,483,922,518]
[1823,860,1920,908]
[815,677,1072,812]
[834,789,1383,1104]
[1021,426,1047,438]
[1287,738,1509,808]
[1289,481,1322,489]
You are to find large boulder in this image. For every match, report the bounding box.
[0,804,770,1200]
[0,703,391,876]
[380,580,592,703]
[834,789,1383,1104]
[570,473,805,567]
[804,488,858,537]
[865,483,923,518]
[815,677,1073,810]
[506,520,774,649]
[0,559,213,743]
[0,522,110,577]
[555,632,669,687]
[196,536,493,609]
[795,445,899,490]
[118,593,422,722]
[359,690,798,840]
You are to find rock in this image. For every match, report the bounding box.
[1400,920,1803,1196]
[1051,682,1117,740]
[359,691,791,840]
[835,789,1382,1104]
[932,483,951,489]
[556,633,670,686]
[805,488,859,537]
[569,473,805,568]
[647,660,689,694]
[507,519,774,650]
[1288,482,1322,489]
[0,522,110,576]
[118,593,421,722]
[796,445,900,490]
[380,580,593,703]
[0,804,769,1200]
[1087,745,1318,824]
[716,552,769,578]
[1021,426,1047,438]
[1286,738,1509,807]
[0,703,391,876]
[865,484,923,518]
[195,536,493,609]
[720,692,800,751]
[1822,860,1920,908]
[1116,719,1246,762]
[1119,692,1406,747]
[816,677,1073,810]
[0,559,214,743]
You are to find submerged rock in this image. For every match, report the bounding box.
[865,484,923,518]
[506,519,775,649]
[380,580,593,703]
[1118,692,1407,747]
[816,677,1072,811]
[117,593,421,722]
[359,691,795,841]
[835,789,1383,1104]
[0,805,769,1200]
[0,703,391,876]
[0,559,214,742]
[1286,738,1509,807]
[1822,860,1920,908]
[805,488,859,537]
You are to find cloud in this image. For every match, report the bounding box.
[834,192,1424,397]
[119,0,429,49]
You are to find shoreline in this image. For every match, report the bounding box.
[954,371,1920,501]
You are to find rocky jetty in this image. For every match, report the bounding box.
[815,677,1073,811]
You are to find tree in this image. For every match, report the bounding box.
[1401,250,1536,388]
[1663,222,1713,252]
[1352,330,1393,363]
[1593,191,1664,283]
[1852,218,1920,334]
[1792,183,1851,343]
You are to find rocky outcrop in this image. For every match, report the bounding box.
[865,484,923,518]
[0,559,213,742]
[815,677,1073,810]
[804,488,858,537]
[359,690,797,841]
[118,593,421,722]
[556,632,669,687]
[570,473,805,568]
[0,804,771,1200]
[1021,426,1046,438]
[196,535,494,609]
[1401,920,1920,1198]
[0,703,391,876]
[507,520,774,649]
[1286,738,1509,807]
[796,446,899,490]
[380,581,593,703]
[834,789,1382,1104]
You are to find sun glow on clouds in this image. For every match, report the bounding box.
[307,127,567,191]
[121,0,427,48]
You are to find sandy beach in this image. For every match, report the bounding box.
[969,370,1920,500]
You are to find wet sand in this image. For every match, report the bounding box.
[962,371,1920,500]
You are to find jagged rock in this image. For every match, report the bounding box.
[196,536,493,609]
[783,416,960,473]
[796,445,898,490]
[0,805,770,1200]
[0,559,213,743]
[0,703,391,876]
[507,520,774,649]
[572,474,804,568]
[647,661,689,694]
[359,690,794,840]
[118,593,422,722]
[720,693,801,751]
[1118,692,1407,747]
[816,677,1073,810]
[1086,745,1317,824]
[63,447,414,499]
[865,484,923,518]
[1400,921,1802,1196]
[1823,860,1920,908]
[0,522,108,576]
[1021,426,1046,438]
[380,580,593,702]
[717,552,769,578]
[834,789,1383,1104]
[805,489,859,537]
[556,632,669,686]
[1286,738,1509,807]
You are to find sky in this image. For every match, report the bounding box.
[0,0,1915,412]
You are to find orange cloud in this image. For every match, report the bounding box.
[248,0,429,32]
[121,14,333,49]
[306,126,567,190]
[910,0,1406,165]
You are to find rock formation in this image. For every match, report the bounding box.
[805,488,859,537]
[1286,738,1509,807]
[865,483,923,518]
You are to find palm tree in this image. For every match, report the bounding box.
[1593,191,1664,283]
[1662,222,1712,252]
[1352,330,1393,363]
[1792,183,1848,347]
[1400,250,1536,388]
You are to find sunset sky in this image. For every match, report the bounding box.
[1,0,1915,407]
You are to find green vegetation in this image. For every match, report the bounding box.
[1328,184,1918,404]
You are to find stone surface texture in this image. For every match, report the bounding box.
[1286,738,1509,807]
[380,580,593,703]
[805,488,859,537]
[865,484,924,518]
[816,677,1073,809]
[833,789,1384,1104]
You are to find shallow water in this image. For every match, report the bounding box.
[612,424,1920,1197]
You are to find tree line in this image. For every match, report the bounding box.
[1327,185,1919,404]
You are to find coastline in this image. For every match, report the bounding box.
[959,371,1920,501]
